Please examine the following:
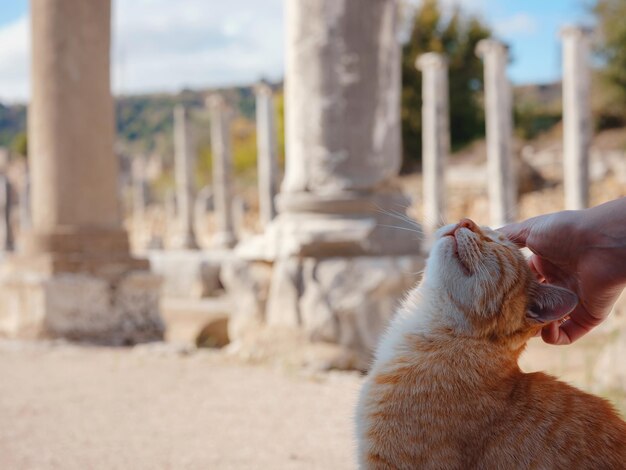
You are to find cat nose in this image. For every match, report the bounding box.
[456,218,479,234]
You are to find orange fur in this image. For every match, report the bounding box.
[356,219,626,469]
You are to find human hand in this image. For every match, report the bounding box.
[499,199,626,345]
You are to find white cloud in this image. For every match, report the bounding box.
[112,0,284,95]
[0,0,284,103]
[493,13,538,37]
[0,15,29,102]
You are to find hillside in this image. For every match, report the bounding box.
[0,85,260,159]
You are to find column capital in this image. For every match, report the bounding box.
[253,81,273,97]
[206,93,225,110]
[560,24,593,39]
[475,38,509,59]
[174,104,189,120]
[415,52,447,71]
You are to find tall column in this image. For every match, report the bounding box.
[0,175,13,251]
[417,53,449,238]
[28,0,125,250]
[132,156,148,225]
[221,0,423,368]
[254,83,279,227]
[19,171,31,234]
[561,26,592,210]
[173,105,198,249]
[272,0,418,256]
[476,39,516,227]
[207,95,237,249]
[0,0,163,344]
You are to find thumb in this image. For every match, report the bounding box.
[497,219,535,248]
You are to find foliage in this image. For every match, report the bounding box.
[401,0,491,169]
[512,83,562,140]
[11,132,28,157]
[593,0,626,127]
[196,88,285,187]
[0,103,26,148]
[514,104,561,140]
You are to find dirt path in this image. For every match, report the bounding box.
[0,341,362,470]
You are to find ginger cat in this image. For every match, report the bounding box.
[356,218,626,469]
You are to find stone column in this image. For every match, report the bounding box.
[221,0,424,370]
[254,83,279,227]
[207,95,237,249]
[19,171,31,234]
[0,0,163,343]
[417,53,449,238]
[476,39,516,227]
[561,26,592,210]
[0,175,13,251]
[131,155,150,250]
[272,0,418,256]
[173,105,198,249]
[132,156,148,225]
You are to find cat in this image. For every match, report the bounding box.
[356,218,626,469]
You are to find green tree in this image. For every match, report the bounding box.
[401,0,491,169]
[594,0,626,126]
[11,131,27,157]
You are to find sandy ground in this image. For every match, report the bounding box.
[0,341,362,470]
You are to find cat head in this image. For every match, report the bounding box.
[423,218,578,344]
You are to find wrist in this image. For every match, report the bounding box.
[581,201,626,285]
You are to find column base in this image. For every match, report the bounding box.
[213,231,237,250]
[170,231,199,251]
[0,268,164,344]
[220,254,424,370]
[238,188,422,260]
[0,228,164,344]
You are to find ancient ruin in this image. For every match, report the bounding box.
[0,0,616,373]
[221,0,423,368]
[476,39,517,227]
[417,52,449,240]
[173,105,199,249]
[0,0,163,343]
[561,25,592,210]
[254,83,279,228]
[208,95,237,249]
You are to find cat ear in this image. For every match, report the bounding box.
[527,284,578,323]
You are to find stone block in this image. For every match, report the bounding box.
[298,256,423,360]
[266,258,302,328]
[221,253,424,367]
[0,270,164,344]
[148,249,231,298]
[220,258,272,341]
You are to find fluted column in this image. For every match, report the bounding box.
[561,26,592,210]
[417,53,449,237]
[476,39,516,227]
[254,83,279,227]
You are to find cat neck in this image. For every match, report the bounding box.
[373,285,524,383]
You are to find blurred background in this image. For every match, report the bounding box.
[0,0,623,238]
[0,1,625,468]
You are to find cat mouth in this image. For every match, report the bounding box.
[443,233,472,275]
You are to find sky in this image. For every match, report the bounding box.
[0,0,591,103]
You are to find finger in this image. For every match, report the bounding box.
[541,321,568,344]
[531,256,569,286]
[497,221,532,248]
[558,307,604,342]
[527,256,545,283]
[541,304,603,345]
